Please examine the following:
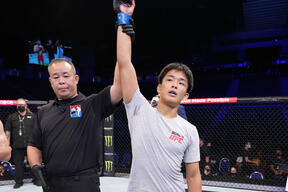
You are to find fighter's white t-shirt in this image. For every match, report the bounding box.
[125,89,200,192]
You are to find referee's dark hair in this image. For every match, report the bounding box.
[48,58,76,75]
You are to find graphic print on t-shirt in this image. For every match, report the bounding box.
[169,131,184,144]
[70,105,82,118]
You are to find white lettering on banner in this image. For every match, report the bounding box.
[181,97,237,104]
[207,98,230,103]
[0,100,17,106]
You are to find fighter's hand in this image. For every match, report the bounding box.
[114,0,135,15]
[119,0,135,16]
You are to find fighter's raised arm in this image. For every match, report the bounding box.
[110,62,122,105]
[114,0,137,104]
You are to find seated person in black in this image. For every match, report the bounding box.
[269,149,288,179]
[242,141,260,176]
[199,138,210,175]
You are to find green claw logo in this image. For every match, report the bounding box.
[105,161,113,172]
[104,136,113,147]
[105,115,113,122]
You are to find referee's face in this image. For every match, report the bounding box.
[49,61,79,100]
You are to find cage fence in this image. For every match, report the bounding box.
[1,97,288,191]
[113,97,288,191]
[0,100,47,182]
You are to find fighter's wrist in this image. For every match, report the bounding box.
[117,12,132,25]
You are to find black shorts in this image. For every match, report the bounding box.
[47,168,100,192]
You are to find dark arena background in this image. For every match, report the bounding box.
[1,0,288,191]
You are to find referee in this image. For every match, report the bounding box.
[27,58,122,192]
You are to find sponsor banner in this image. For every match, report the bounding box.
[103,154,115,176]
[0,100,17,106]
[181,97,238,104]
[104,135,113,148]
[104,115,113,127]
[105,160,113,173]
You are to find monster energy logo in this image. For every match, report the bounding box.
[104,136,113,147]
[105,161,113,172]
[105,115,113,122]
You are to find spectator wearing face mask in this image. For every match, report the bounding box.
[5,98,41,188]
[242,141,259,177]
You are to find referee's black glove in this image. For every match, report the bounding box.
[31,165,50,192]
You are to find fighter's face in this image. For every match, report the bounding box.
[157,69,189,107]
[49,61,79,100]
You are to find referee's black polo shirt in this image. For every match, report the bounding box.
[28,86,118,176]
[5,111,35,148]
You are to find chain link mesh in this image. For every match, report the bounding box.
[0,104,41,182]
[113,105,131,177]
[1,99,287,190]
[113,99,288,190]
[185,101,288,188]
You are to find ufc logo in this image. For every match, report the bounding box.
[169,134,183,144]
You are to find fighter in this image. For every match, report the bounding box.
[114,0,202,191]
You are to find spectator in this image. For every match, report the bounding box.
[269,149,288,179]
[55,40,64,58]
[242,141,259,177]
[200,138,211,175]
[230,166,239,177]
[5,98,40,188]
[206,141,217,175]
[33,40,45,65]
[45,40,56,62]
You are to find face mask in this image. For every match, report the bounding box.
[231,173,236,177]
[17,106,26,113]
[247,145,251,149]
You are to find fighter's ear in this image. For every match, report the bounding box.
[183,93,189,100]
[157,84,161,95]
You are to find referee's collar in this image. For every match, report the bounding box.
[54,92,86,105]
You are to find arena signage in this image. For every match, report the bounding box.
[0,100,17,106]
[181,97,238,104]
